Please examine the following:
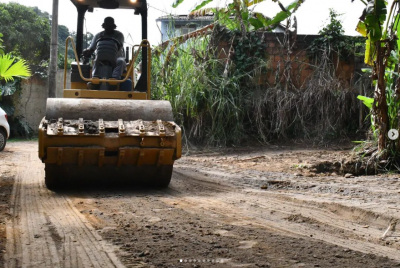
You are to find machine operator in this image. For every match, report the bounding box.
[83,17,126,89]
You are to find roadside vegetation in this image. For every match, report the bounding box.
[0,3,87,138]
[350,0,400,173]
[151,1,366,147]
[0,31,31,137]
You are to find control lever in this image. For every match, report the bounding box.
[125,46,130,63]
[81,54,90,65]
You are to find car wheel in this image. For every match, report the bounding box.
[0,129,6,152]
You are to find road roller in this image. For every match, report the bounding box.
[38,0,181,190]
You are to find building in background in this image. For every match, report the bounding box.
[156,14,286,42]
[157,15,214,42]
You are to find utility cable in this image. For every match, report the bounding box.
[148,4,173,16]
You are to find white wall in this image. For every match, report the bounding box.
[13,70,70,134]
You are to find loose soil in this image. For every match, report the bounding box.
[0,148,14,265]
[1,141,400,268]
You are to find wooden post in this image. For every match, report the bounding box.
[48,0,59,98]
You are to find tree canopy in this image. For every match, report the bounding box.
[0,3,51,65]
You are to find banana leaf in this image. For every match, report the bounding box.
[357,95,374,109]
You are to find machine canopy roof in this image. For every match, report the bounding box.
[70,0,143,10]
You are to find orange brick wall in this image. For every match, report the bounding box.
[216,33,359,89]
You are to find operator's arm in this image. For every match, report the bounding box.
[83,32,100,57]
[115,31,125,58]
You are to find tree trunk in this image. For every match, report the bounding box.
[374,41,389,153]
[396,63,400,151]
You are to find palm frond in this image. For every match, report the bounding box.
[0,54,31,82]
[0,54,13,80]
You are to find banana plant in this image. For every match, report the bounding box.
[354,0,400,154]
[354,0,387,65]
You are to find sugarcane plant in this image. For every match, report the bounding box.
[354,0,400,162]
[157,0,306,145]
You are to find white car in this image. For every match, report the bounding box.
[0,107,10,151]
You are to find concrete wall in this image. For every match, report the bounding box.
[13,70,70,134]
[159,19,214,42]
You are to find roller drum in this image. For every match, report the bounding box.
[45,98,174,121]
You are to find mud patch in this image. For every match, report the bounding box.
[265,180,292,189]
[45,215,63,251]
[286,214,319,225]
[310,160,342,173]
[310,158,382,176]
[84,121,99,134]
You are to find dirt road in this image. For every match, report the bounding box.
[1,141,400,268]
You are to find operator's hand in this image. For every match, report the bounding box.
[82,49,93,58]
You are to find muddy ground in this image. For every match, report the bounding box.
[1,141,400,268]
[0,149,13,265]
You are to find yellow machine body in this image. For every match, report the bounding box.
[39,22,181,189]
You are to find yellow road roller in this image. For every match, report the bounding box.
[38,0,181,190]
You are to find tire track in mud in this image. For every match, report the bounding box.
[4,146,125,268]
[166,168,400,262]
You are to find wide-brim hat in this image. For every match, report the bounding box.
[102,17,117,28]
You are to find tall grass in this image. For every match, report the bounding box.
[152,36,258,145]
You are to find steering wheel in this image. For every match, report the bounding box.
[95,37,122,51]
